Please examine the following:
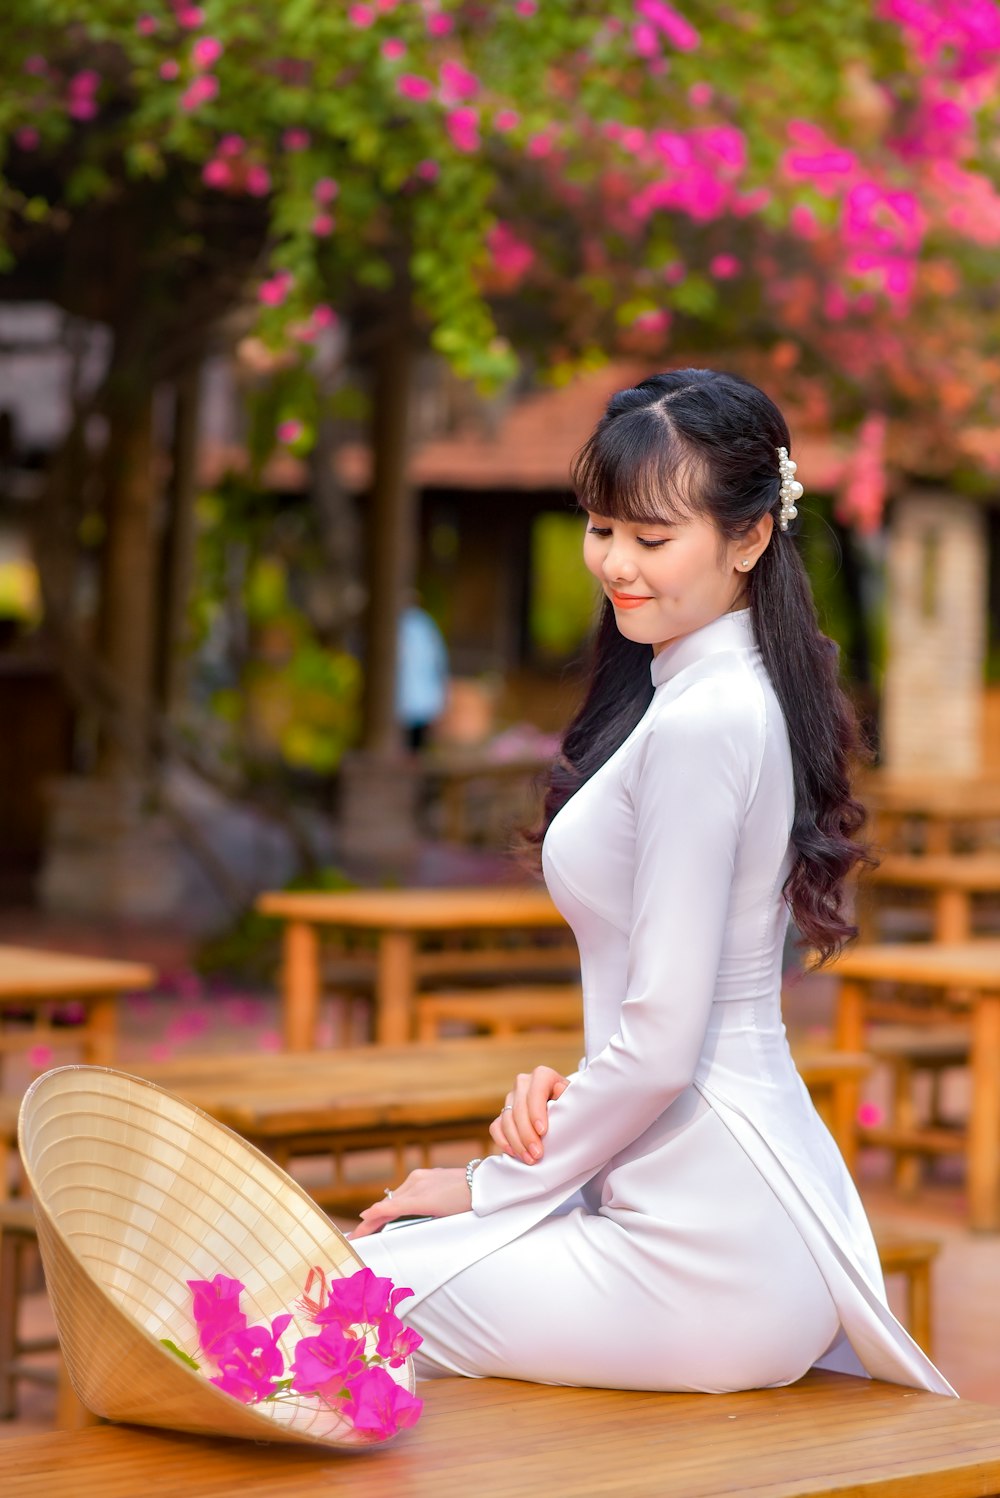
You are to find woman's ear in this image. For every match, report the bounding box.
[732,513,774,573]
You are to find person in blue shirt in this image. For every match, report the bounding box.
[396,597,449,752]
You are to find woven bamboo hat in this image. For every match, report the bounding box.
[18,1065,416,1448]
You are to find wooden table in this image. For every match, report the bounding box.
[830,941,1000,1231]
[860,854,1000,942]
[116,1037,867,1214]
[7,1371,1000,1497]
[0,946,155,1071]
[859,773,1000,855]
[256,887,571,1047]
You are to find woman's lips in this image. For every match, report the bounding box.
[610,591,652,610]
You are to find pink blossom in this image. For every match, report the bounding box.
[14,127,40,151]
[69,70,100,96]
[486,222,535,283]
[316,1267,413,1333]
[397,73,433,101]
[312,304,337,329]
[633,21,660,57]
[415,158,440,181]
[282,128,310,151]
[245,163,272,196]
[259,271,293,306]
[341,1365,423,1438]
[445,107,479,153]
[790,203,820,238]
[515,0,538,13]
[619,126,647,155]
[24,55,48,76]
[209,1316,292,1405]
[219,133,246,157]
[176,5,205,28]
[495,108,519,131]
[636,0,700,51]
[426,12,453,35]
[709,253,741,278]
[159,60,181,81]
[313,176,339,203]
[348,3,375,24]
[137,15,159,34]
[632,308,672,334]
[181,75,219,110]
[68,98,98,121]
[312,213,335,236]
[526,131,554,158]
[663,260,685,283]
[440,59,480,102]
[202,159,233,189]
[782,121,857,193]
[192,36,223,69]
[188,1274,247,1360]
[290,1325,366,1393]
[381,38,406,60]
[277,419,304,444]
[689,81,712,106]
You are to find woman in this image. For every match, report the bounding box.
[352,369,955,1397]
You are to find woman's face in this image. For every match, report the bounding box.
[583,508,751,654]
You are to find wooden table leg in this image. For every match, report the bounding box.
[282,922,320,1052]
[935,888,971,944]
[376,931,416,1046]
[83,995,117,1067]
[833,980,866,1176]
[968,990,1000,1233]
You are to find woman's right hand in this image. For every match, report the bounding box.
[488,1066,571,1164]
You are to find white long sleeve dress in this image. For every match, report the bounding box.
[358,609,956,1396]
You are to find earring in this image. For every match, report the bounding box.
[741,558,751,568]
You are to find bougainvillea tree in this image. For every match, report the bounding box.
[2,0,1000,780]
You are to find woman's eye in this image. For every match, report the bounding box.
[586,525,612,537]
[637,537,669,549]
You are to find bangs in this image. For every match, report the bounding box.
[570,403,707,525]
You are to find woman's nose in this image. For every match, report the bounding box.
[604,541,637,583]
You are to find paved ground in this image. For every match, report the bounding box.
[1,904,997,1439]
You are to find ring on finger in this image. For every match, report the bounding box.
[502,1103,514,1112]
[384,1187,394,1199]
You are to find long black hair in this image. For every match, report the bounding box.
[529,368,871,965]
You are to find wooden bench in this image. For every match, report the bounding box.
[4,1370,998,1496]
[865,1024,970,1194]
[875,1232,942,1356]
[414,984,583,1040]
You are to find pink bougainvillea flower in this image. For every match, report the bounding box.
[181,75,219,110]
[341,1364,423,1438]
[136,15,159,34]
[440,59,480,102]
[632,308,672,334]
[312,213,335,236]
[209,1315,292,1404]
[218,133,246,157]
[69,70,100,97]
[415,158,440,181]
[689,81,712,106]
[515,0,538,14]
[316,1267,413,1333]
[381,38,406,60]
[426,12,453,35]
[14,127,40,151]
[349,3,375,24]
[397,72,433,101]
[526,131,554,158]
[486,222,535,283]
[24,55,48,76]
[633,21,659,57]
[188,1274,248,1359]
[258,271,293,306]
[276,419,304,445]
[282,128,310,151]
[202,159,232,189]
[290,1325,366,1393]
[192,36,223,69]
[789,203,821,238]
[636,0,700,51]
[312,303,337,329]
[313,176,339,203]
[709,253,741,278]
[445,107,479,153]
[68,98,97,120]
[374,1311,424,1368]
[494,108,519,131]
[176,5,205,28]
[159,59,181,81]
[245,163,272,196]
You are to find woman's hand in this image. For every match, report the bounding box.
[349,1166,471,1239]
[488,1066,571,1165]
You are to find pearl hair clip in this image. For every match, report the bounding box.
[776,447,803,531]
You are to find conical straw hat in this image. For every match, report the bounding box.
[18,1065,416,1448]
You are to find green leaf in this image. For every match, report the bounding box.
[160,1339,201,1371]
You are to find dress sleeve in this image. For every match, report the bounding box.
[471,682,763,1214]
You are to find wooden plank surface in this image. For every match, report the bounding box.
[0,947,155,1000]
[826,941,1000,989]
[7,1372,1000,1497]
[866,855,1000,892]
[859,774,1000,817]
[256,886,565,930]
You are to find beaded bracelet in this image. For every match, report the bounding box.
[465,1157,483,1196]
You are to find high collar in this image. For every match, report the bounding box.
[649,608,756,689]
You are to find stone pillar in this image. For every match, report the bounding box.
[881,490,987,774]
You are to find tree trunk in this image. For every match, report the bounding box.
[360,320,415,757]
[156,363,202,716]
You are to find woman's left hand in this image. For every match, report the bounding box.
[349,1166,471,1239]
